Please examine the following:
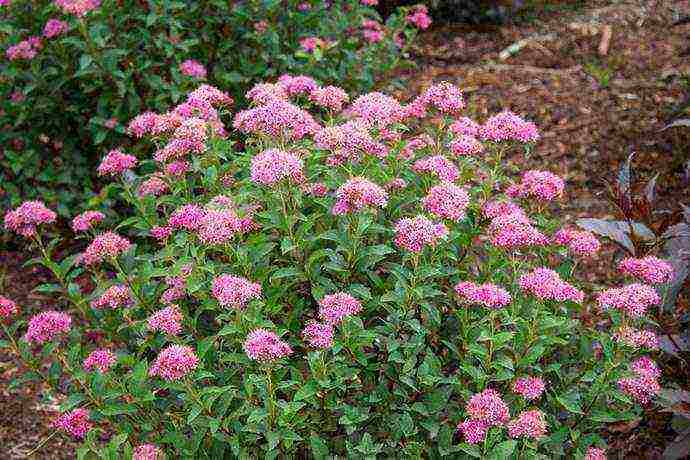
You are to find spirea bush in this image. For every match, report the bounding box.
[2,79,673,458]
[0,0,425,214]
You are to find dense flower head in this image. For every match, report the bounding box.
[299,36,321,52]
[507,170,565,201]
[450,135,484,156]
[246,83,289,105]
[631,356,660,378]
[164,160,190,176]
[519,268,585,303]
[168,204,205,231]
[53,408,92,439]
[361,0,378,5]
[4,200,56,237]
[465,389,510,426]
[6,37,42,60]
[0,296,20,319]
[233,99,320,140]
[596,283,660,318]
[423,182,470,221]
[319,292,363,324]
[161,265,192,304]
[71,210,105,233]
[618,256,674,284]
[412,155,460,182]
[302,321,334,349]
[315,121,388,165]
[455,281,511,309]
[309,85,349,112]
[332,177,388,215]
[553,227,601,258]
[613,327,659,350]
[197,208,248,245]
[24,311,72,344]
[458,419,488,444]
[415,82,465,114]
[480,110,539,143]
[83,349,116,373]
[386,178,407,190]
[179,59,207,78]
[54,0,101,17]
[450,117,480,137]
[212,275,262,309]
[362,19,385,43]
[394,215,448,253]
[243,329,293,362]
[399,134,431,159]
[512,376,546,400]
[304,182,329,197]
[277,74,318,96]
[147,305,183,335]
[150,225,172,242]
[133,444,162,460]
[508,410,548,439]
[80,232,132,265]
[348,92,406,128]
[406,4,432,29]
[97,149,137,176]
[43,19,69,38]
[617,357,661,404]
[149,345,199,381]
[188,84,233,107]
[250,149,305,185]
[91,284,132,309]
[482,200,526,220]
[139,175,169,197]
[488,213,549,249]
[585,447,607,460]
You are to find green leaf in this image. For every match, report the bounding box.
[309,433,329,459]
[294,380,317,402]
[79,54,93,71]
[555,392,584,414]
[487,440,517,460]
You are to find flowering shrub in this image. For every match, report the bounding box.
[2,79,672,458]
[0,0,424,213]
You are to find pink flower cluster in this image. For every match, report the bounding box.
[315,120,388,165]
[54,0,101,17]
[458,389,509,444]
[412,82,465,115]
[234,98,320,140]
[91,284,132,309]
[83,349,116,373]
[277,74,318,97]
[319,292,362,324]
[596,283,660,318]
[24,311,72,344]
[450,135,483,156]
[53,408,92,439]
[133,444,163,460]
[482,200,525,220]
[212,275,262,309]
[250,149,305,185]
[487,212,549,249]
[179,59,207,79]
[406,4,432,29]
[299,36,321,53]
[361,19,384,43]
[332,177,388,215]
[585,447,607,460]
[6,36,42,60]
[80,232,132,266]
[4,200,56,238]
[348,91,406,128]
[480,110,539,143]
[412,155,459,182]
[613,327,659,350]
[169,204,205,231]
[139,175,169,197]
[161,265,192,304]
[617,356,661,404]
[507,170,565,201]
[454,281,511,309]
[553,227,601,258]
[423,182,470,221]
[0,296,19,319]
[450,117,480,137]
[149,345,199,381]
[519,268,585,303]
[243,329,293,362]
[43,19,69,38]
[309,85,349,112]
[97,149,137,176]
[618,256,673,284]
[247,83,288,105]
[394,215,448,253]
[71,210,105,233]
[302,321,334,349]
[507,409,547,439]
[512,376,546,400]
[148,305,183,335]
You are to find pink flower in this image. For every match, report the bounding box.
[83,349,116,373]
[457,419,488,444]
[179,59,207,79]
[148,305,183,336]
[596,283,660,318]
[480,110,539,143]
[332,177,388,215]
[254,21,268,34]
[454,281,511,309]
[482,200,526,220]
[233,99,320,140]
[133,444,163,460]
[613,327,659,350]
[212,275,262,309]
[169,204,206,231]
[277,74,318,97]
[394,215,448,253]
[43,19,69,38]
[512,376,546,400]
[71,210,105,233]
[149,345,199,381]
[362,20,385,43]
[465,389,510,427]
[519,268,585,303]
[399,134,431,159]
[414,82,464,114]
[80,232,132,266]
[299,36,320,52]
[585,447,607,460]
[507,170,565,201]
[24,311,71,344]
[631,356,660,378]
[412,155,459,182]
[164,160,190,177]
[54,0,101,17]
[507,409,547,439]
[302,321,334,349]
[553,228,601,258]
[450,135,483,156]
[6,37,42,60]
[386,178,407,190]
[0,296,20,319]
[161,265,192,304]
[406,4,432,29]
[4,200,56,238]
[348,92,406,128]
[139,175,169,197]
[423,182,470,221]
[97,149,137,176]
[488,213,549,249]
[91,285,132,309]
[319,292,362,324]
[618,256,674,284]
[250,149,304,185]
[361,0,378,5]
[246,83,289,105]
[53,408,92,439]
[304,182,329,197]
[243,329,292,362]
[197,209,249,245]
[450,117,480,137]
[315,121,388,165]
[150,226,172,242]
[309,86,349,112]
[617,357,661,404]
